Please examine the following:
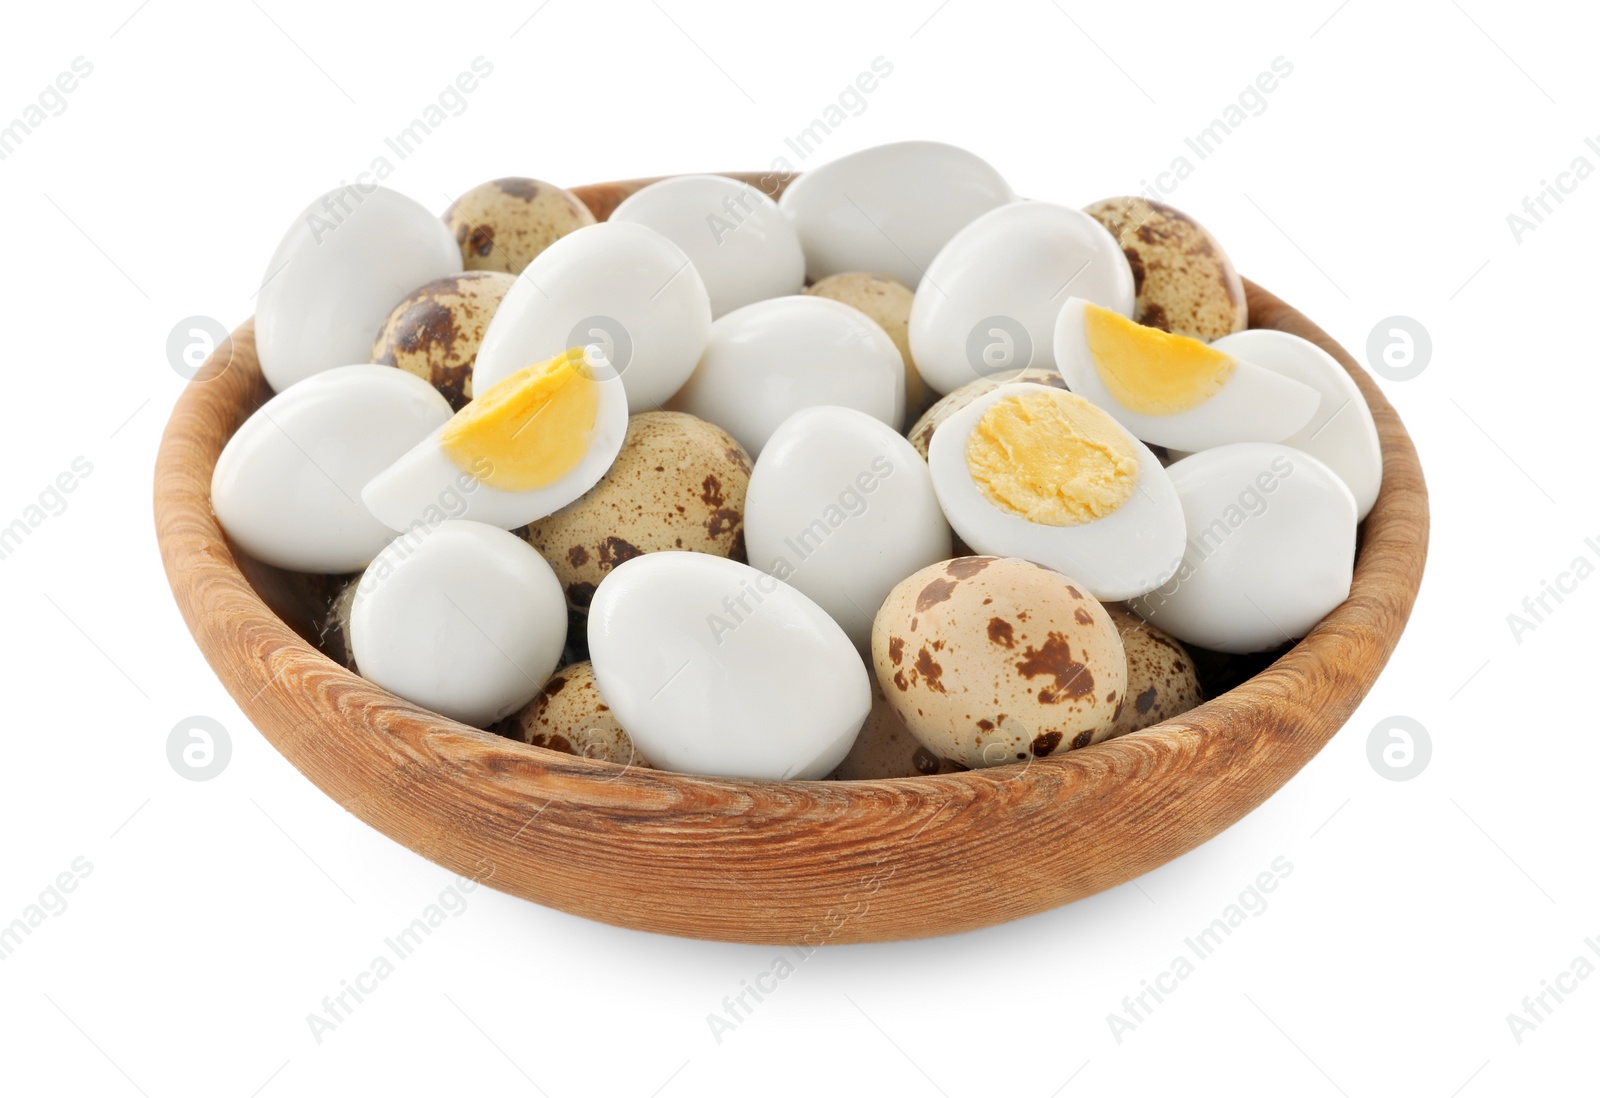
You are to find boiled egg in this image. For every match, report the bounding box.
[471,221,712,411]
[744,406,951,651]
[362,346,628,532]
[1053,298,1321,450]
[609,174,804,318]
[256,185,461,392]
[927,382,1185,600]
[1208,329,1383,520]
[587,552,869,780]
[778,140,1013,288]
[1125,444,1357,653]
[211,365,452,573]
[350,519,566,726]
[669,296,904,456]
[909,202,1136,395]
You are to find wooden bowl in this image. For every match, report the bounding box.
[154,173,1428,944]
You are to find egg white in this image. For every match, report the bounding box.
[927,382,1186,600]
[361,360,629,533]
[1053,297,1322,451]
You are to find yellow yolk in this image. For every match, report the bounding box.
[438,347,598,492]
[1083,302,1235,415]
[965,390,1140,526]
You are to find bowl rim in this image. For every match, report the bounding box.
[154,173,1428,944]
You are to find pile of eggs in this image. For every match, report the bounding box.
[213,141,1381,782]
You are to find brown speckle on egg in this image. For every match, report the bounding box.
[870,557,1126,769]
[523,412,752,615]
[829,675,967,780]
[371,271,514,411]
[1102,603,1204,738]
[443,177,596,275]
[498,661,650,767]
[1084,196,1247,341]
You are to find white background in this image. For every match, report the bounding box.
[1,1,1595,1094]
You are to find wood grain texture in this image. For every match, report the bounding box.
[154,178,1428,944]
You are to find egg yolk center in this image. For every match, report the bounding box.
[438,347,598,492]
[1083,302,1235,415]
[965,390,1139,526]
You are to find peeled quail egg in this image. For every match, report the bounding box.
[670,296,905,456]
[909,202,1135,396]
[211,365,452,573]
[444,177,596,274]
[1054,298,1320,451]
[610,175,804,317]
[371,271,515,411]
[1208,329,1383,520]
[927,383,1185,600]
[1084,197,1248,341]
[1126,444,1357,654]
[256,185,461,392]
[350,519,567,726]
[363,346,628,533]
[871,556,1127,768]
[745,406,951,651]
[522,411,752,613]
[500,660,650,767]
[587,552,869,780]
[804,272,924,412]
[470,221,712,411]
[779,141,1014,288]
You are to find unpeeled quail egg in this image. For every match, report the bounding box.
[444,177,596,274]
[471,221,712,411]
[1054,298,1320,451]
[212,365,452,573]
[909,202,1136,395]
[522,411,752,614]
[744,406,951,651]
[1126,444,1357,654]
[350,519,567,726]
[1102,604,1203,738]
[927,383,1186,600]
[610,175,804,318]
[778,141,1014,288]
[500,660,650,767]
[371,271,515,411]
[670,295,905,456]
[587,552,869,780]
[256,185,461,392]
[830,676,966,780]
[1084,196,1248,341]
[871,556,1127,769]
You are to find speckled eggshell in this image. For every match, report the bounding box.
[522,411,751,614]
[444,177,596,274]
[905,367,1066,460]
[499,660,650,767]
[371,271,514,411]
[871,556,1127,769]
[830,676,967,780]
[1084,197,1247,341]
[804,272,924,413]
[1103,604,1203,738]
